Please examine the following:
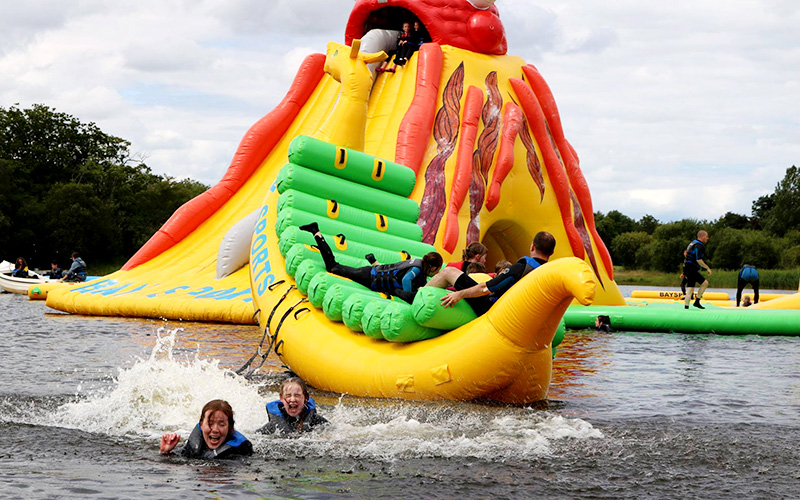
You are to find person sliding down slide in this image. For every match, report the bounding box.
[299,222,442,302]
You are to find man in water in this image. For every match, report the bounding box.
[426,231,556,315]
[683,230,712,310]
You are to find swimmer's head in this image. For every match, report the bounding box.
[280,377,310,418]
[199,399,235,450]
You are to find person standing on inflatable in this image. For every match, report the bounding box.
[736,264,760,307]
[683,230,712,310]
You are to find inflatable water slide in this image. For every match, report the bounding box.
[47,0,631,403]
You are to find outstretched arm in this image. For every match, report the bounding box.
[440,282,489,307]
[160,432,180,454]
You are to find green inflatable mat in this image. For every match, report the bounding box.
[277,189,423,241]
[275,163,420,222]
[294,260,326,295]
[288,135,416,197]
[411,286,477,330]
[342,293,384,333]
[564,302,800,336]
[380,301,445,343]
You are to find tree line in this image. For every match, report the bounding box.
[0,104,208,270]
[595,164,800,273]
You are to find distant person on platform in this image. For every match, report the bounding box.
[683,230,711,310]
[736,264,760,307]
[427,231,556,316]
[61,252,87,282]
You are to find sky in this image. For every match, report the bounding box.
[1,0,798,223]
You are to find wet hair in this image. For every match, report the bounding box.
[280,376,310,400]
[199,399,235,441]
[71,251,80,259]
[494,260,512,274]
[464,262,486,274]
[461,242,488,262]
[533,232,556,256]
[422,252,443,275]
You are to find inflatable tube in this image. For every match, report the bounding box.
[564,303,800,336]
[323,285,381,322]
[342,292,382,332]
[380,301,445,342]
[307,272,371,308]
[360,299,392,339]
[411,286,477,330]
[631,290,730,301]
[279,226,419,264]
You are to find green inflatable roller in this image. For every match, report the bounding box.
[279,226,422,264]
[564,302,800,336]
[277,189,423,241]
[307,272,371,309]
[411,286,477,330]
[294,260,326,295]
[276,208,436,258]
[380,301,445,343]
[361,299,393,339]
[288,135,416,197]
[342,293,384,333]
[323,284,381,322]
[275,164,419,222]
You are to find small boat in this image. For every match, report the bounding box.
[0,270,51,295]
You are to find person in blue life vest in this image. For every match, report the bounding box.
[426,231,556,316]
[257,377,328,435]
[11,257,29,278]
[61,252,87,282]
[44,260,63,279]
[683,230,712,310]
[160,399,253,459]
[736,264,760,307]
[299,222,443,302]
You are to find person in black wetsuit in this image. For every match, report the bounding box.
[299,222,442,302]
[160,399,253,459]
[683,230,712,310]
[257,377,328,435]
[736,264,760,307]
[426,231,556,316]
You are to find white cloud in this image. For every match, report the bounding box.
[0,0,797,222]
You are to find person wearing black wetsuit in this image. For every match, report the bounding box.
[299,222,442,302]
[427,231,556,316]
[683,230,712,310]
[736,264,760,307]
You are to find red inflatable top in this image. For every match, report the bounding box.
[345,0,507,56]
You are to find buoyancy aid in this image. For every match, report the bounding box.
[259,397,328,435]
[370,259,424,293]
[178,423,253,459]
[684,240,705,267]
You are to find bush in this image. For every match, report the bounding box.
[611,232,653,268]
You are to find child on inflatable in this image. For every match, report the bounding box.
[160,399,253,459]
[446,242,487,272]
[257,377,328,435]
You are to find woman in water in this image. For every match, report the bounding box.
[299,222,442,302]
[257,377,327,435]
[160,399,253,459]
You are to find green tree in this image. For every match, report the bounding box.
[636,214,660,234]
[611,231,653,268]
[713,211,749,231]
[595,210,637,250]
[762,165,800,236]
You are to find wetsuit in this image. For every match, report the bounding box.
[682,240,708,287]
[453,256,546,316]
[315,234,426,296]
[175,424,253,459]
[63,257,87,282]
[257,397,328,435]
[736,264,760,307]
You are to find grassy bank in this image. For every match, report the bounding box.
[614,267,800,290]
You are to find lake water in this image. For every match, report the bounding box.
[2,288,799,499]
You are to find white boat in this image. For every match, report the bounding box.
[0,269,51,294]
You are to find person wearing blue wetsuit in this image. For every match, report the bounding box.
[427,231,556,316]
[160,399,253,459]
[736,264,760,307]
[299,222,442,303]
[683,230,712,310]
[257,377,328,435]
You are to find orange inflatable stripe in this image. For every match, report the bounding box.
[122,53,326,270]
[395,43,443,174]
[486,102,522,211]
[509,78,584,259]
[443,85,484,253]
[522,65,613,279]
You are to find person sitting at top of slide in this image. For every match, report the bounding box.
[683,230,711,310]
[447,242,487,272]
[160,399,253,459]
[736,264,759,307]
[426,231,556,316]
[61,252,88,282]
[299,222,443,302]
[257,376,328,435]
